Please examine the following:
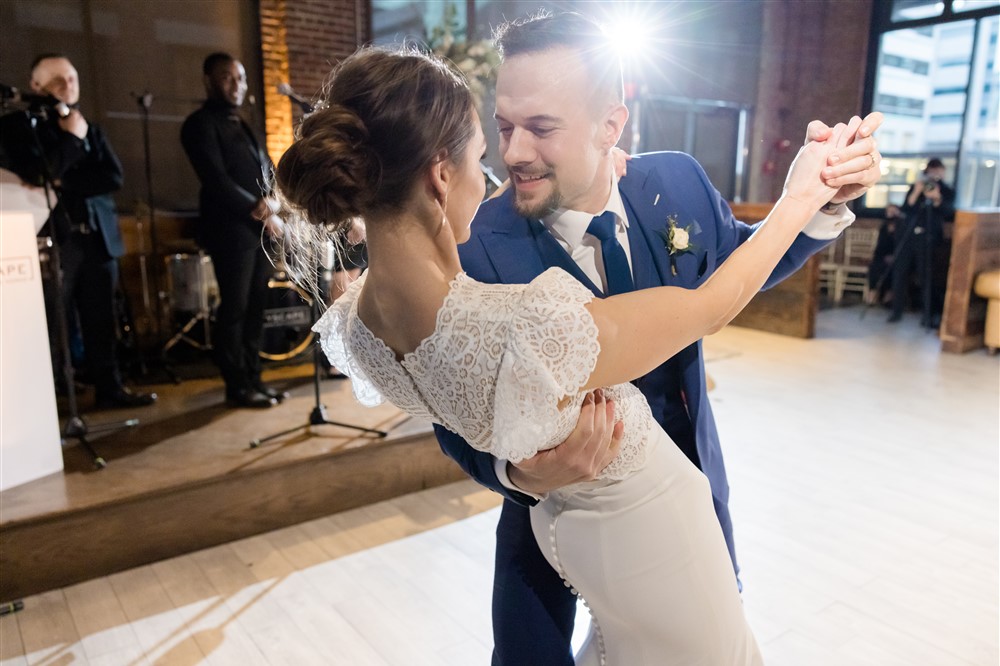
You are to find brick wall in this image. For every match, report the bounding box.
[258,0,367,161]
[750,0,874,202]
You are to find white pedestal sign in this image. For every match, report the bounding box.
[1,211,63,491]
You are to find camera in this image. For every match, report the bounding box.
[922,177,938,193]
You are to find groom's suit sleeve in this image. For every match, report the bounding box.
[679,153,832,288]
[434,425,539,506]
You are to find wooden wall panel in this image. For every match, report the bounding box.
[940,209,1000,353]
[729,202,819,338]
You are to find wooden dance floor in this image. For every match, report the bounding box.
[0,361,463,602]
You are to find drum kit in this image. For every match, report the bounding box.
[160,250,315,362]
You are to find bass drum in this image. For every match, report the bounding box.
[259,274,314,361]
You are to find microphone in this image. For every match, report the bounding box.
[0,83,71,117]
[277,82,314,114]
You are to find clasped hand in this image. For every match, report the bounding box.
[253,196,285,238]
[808,111,884,205]
[783,112,884,211]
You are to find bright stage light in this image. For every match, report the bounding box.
[605,18,650,61]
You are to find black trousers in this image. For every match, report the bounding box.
[206,242,273,395]
[46,230,121,393]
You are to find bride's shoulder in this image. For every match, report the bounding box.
[449,269,594,319]
[524,268,596,306]
[456,267,586,294]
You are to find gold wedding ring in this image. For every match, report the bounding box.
[869,153,877,169]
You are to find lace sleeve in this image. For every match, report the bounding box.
[311,274,385,407]
[492,268,600,462]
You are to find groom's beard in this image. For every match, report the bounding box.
[510,174,562,220]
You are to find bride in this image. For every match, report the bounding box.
[276,47,856,665]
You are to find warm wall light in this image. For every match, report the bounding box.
[259,0,294,162]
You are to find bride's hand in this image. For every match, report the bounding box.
[782,121,846,210]
[612,146,631,178]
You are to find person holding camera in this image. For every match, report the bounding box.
[888,157,955,326]
[0,54,156,409]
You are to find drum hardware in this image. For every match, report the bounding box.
[259,274,315,361]
[36,236,53,280]
[161,252,216,355]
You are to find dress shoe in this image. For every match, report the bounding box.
[255,382,290,402]
[95,386,158,409]
[227,389,277,409]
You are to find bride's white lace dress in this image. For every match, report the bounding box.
[314,267,763,665]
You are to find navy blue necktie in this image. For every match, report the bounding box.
[587,211,634,295]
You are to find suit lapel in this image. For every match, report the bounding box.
[481,204,602,297]
[620,167,674,287]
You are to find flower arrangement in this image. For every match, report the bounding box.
[427,4,500,111]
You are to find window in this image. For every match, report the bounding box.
[370,0,564,46]
[883,53,931,74]
[865,1,999,209]
[876,93,926,116]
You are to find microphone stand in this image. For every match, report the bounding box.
[249,261,386,449]
[23,108,138,468]
[124,90,185,385]
[131,91,163,339]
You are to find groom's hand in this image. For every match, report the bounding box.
[806,111,884,205]
[508,389,624,495]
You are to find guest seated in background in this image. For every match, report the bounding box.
[866,203,900,306]
[0,53,156,409]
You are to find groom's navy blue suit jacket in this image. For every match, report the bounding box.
[434,151,828,665]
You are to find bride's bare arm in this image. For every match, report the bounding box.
[582,124,846,392]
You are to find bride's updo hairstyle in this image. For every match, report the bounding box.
[276,47,476,230]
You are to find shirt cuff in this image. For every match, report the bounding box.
[801,204,855,241]
[494,458,546,502]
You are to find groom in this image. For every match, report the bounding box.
[435,11,883,665]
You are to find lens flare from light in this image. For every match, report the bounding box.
[606,18,650,62]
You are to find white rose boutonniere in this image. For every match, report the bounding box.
[671,225,691,252]
[658,215,698,276]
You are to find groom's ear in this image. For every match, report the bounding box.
[600,103,629,152]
